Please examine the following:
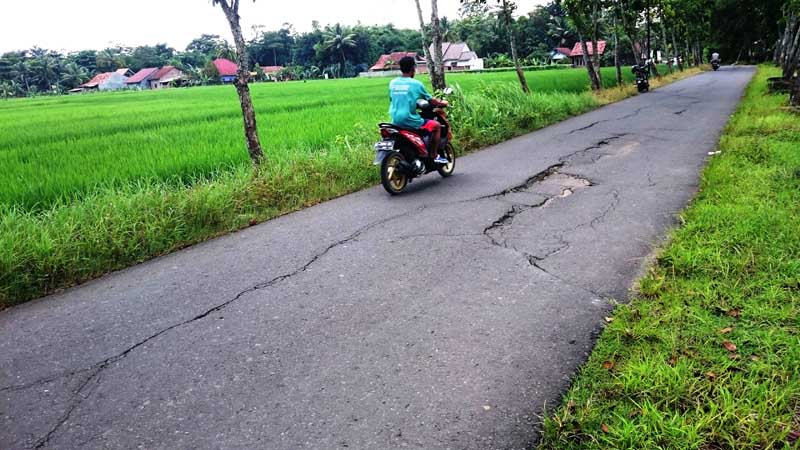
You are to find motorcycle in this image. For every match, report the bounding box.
[373,90,456,195]
[711,60,720,71]
[632,62,650,93]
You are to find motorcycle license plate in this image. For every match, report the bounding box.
[373,141,394,165]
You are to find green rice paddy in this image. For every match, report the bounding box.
[0,68,633,211]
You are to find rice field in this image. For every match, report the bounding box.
[0,67,634,212]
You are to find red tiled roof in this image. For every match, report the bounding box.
[570,41,607,57]
[261,65,283,74]
[213,58,238,76]
[149,66,177,81]
[125,67,159,84]
[80,72,113,88]
[369,52,419,71]
[555,47,573,56]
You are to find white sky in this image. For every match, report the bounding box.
[1,0,546,54]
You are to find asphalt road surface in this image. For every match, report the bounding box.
[1,66,755,450]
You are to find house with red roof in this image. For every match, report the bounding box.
[125,68,159,89]
[570,41,607,66]
[260,66,284,81]
[551,47,573,62]
[78,71,128,91]
[213,58,239,82]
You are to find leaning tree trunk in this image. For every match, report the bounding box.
[413,0,435,76]
[778,14,797,67]
[578,32,602,90]
[429,0,446,91]
[783,17,800,80]
[590,2,603,88]
[218,1,264,165]
[504,1,529,93]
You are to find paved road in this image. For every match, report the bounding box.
[1,67,754,450]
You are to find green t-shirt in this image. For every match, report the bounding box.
[389,77,432,129]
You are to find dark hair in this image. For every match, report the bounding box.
[399,56,416,73]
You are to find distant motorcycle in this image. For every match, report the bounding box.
[632,62,650,93]
[373,89,456,195]
[711,60,721,71]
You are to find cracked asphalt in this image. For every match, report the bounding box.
[1,66,754,450]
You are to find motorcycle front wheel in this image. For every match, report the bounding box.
[437,143,456,178]
[381,153,408,195]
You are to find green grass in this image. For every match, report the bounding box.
[0,66,670,306]
[538,66,800,450]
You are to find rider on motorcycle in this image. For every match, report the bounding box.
[390,56,449,164]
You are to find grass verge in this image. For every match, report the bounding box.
[0,67,699,307]
[538,66,800,449]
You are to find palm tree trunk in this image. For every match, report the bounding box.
[430,0,446,91]
[340,48,347,78]
[217,0,264,166]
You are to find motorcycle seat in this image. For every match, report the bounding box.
[378,123,427,135]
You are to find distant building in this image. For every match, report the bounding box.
[261,65,284,81]
[116,68,135,77]
[213,58,238,83]
[430,42,484,71]
[148,66,184,89]
[125,68,159,89]
[551,47,573,62]
[369,52,426,72]
[78,72,128,91]
[570,41,607,66]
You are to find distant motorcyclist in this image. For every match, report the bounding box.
[389,56,449,164]
[711,52,720,63]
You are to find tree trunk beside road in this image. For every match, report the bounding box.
[429,0,447,91]
[214,0,265,166]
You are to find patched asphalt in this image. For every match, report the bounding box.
[1,66,755,450]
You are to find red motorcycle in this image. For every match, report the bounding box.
[374,96,456,195]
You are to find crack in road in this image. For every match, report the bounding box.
[21,206,430,449]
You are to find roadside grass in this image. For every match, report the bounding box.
[538,66,800,449]
[1,65,681,307]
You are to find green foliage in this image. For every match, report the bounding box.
[539,66,800,449]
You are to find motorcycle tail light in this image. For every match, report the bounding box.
[380,129,391,138]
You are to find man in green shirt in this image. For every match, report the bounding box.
[389,56,449,164]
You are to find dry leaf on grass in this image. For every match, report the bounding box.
[601,423,610,433]
[602,360,615,370]
[705,371,716,380]
[723,341,737,352]
[719,327,733,334]
[726,309,740,318]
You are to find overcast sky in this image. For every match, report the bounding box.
[1,0,547,54]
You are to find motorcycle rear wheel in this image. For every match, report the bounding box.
[436,143,456,178]
[381,153,408,195]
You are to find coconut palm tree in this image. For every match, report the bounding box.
[322,24,357,78]
[60,62,89,89]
